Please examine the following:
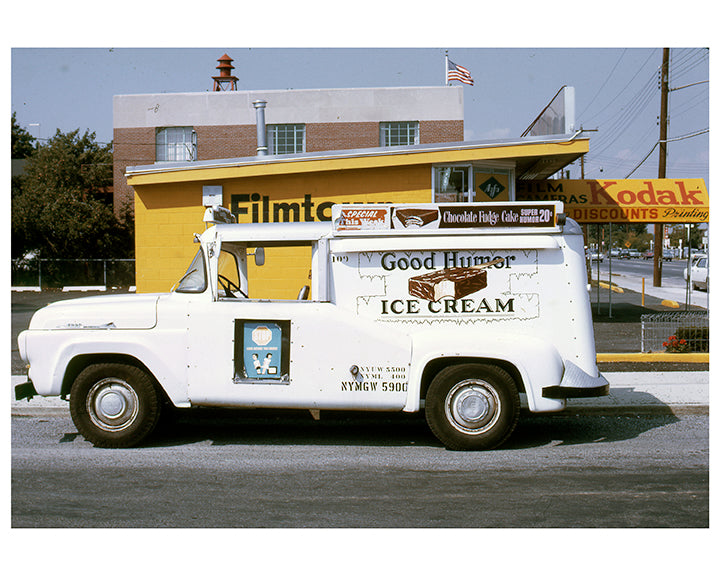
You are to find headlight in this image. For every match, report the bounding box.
[17,331,28,363]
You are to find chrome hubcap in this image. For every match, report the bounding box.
[86,378,139,432]
[445,379,501,434]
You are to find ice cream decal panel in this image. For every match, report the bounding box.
[332,249,540,323]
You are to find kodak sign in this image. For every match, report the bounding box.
[516,179,709,223]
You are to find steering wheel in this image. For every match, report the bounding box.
[218,274,248,298]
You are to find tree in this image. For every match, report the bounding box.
[586,222,653,252]
[11,112,35,158]
[12,126,133,260]
[668,224,704,251]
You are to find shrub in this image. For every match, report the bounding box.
[663,326,709,353]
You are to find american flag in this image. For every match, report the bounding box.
[447,59,474,86]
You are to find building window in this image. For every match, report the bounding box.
[268,124,305,155]
[434,165,470,202]
[156,127,196,162]
[380,121,419,147]
[433,165,515,203]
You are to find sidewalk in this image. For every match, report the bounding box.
[592,268,708,310]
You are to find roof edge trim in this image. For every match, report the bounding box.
[126,133,588,177]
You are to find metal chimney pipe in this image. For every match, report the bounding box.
[252,100,268,156]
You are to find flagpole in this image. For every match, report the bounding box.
[445,51,449,86]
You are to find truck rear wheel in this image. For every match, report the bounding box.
[425,363,519,450]
[69,363,161,448]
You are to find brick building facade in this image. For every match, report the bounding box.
[113,86,465,214]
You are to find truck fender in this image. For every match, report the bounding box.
[405,329,566,413]
[35,332,190,407]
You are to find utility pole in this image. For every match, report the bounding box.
[654,48,670,287]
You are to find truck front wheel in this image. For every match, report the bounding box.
[425,364,520,450]
[69,363,161,448]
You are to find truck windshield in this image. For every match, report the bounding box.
[175,249,207,293]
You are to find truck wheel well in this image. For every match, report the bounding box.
[420,357,525,400]
[61,354,165,401]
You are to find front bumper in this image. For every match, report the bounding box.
[15,380,38,401]
[542,361,609,399]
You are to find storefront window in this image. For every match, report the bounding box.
[433,165,514,203]
[434,166,470,202]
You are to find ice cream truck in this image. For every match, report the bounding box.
[16,201,608,450]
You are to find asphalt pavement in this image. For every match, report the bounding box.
[10,286,710,416]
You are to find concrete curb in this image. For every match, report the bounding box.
[598,281,624,294]
[563,405,708,416]
[10,372,709,417]
[597,353,709,363]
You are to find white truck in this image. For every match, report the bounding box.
[16,202,608,450]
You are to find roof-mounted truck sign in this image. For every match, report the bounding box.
[333,202,564,233]
[17,201,608,450]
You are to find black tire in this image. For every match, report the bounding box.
[425,363,520,450]
[69,363,161,448]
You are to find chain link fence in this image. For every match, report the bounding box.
[11,258,135,290]
[641,311,709,353]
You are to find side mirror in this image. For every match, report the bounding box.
[253,247,265,267]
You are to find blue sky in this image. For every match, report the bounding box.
[11,46,709,185]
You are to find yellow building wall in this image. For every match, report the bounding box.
[134,165,432,295]
[134,182,208,293]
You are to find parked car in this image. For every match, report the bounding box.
[690,252,707,265]
[627,249,641,259]
[587,250,603,262]
[684,256,708,291]
[642,249,675,261]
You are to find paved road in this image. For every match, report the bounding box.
[592,257,690,284]
[590,258,708,308]
[11,409,708,528]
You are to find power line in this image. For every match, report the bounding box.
[579,49,658,125]
[589,74,658,157]
[586,47,708,174]
[625,142,658,177]
[671,93,709,120]
[670,48,708,82]
[665,128,709,143]
[577,48,627,119]
[670,80,709,92]
[624,128,709,178]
